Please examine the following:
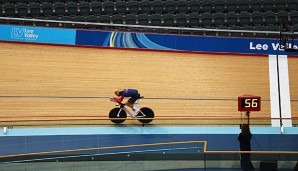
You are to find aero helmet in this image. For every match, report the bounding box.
[114,89,122,96]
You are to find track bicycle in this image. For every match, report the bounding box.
[109,97,154,124]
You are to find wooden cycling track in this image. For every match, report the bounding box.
[0,42,297,126]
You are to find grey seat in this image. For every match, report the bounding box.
[79,2,91,16]
[125,14,137,25]
[163,13,175,27]
[112,14,123,24]
[54,2,66,17]
[150,13,162,26]
[138,13,149,25]
[176,13,188,27]
[287,0,298,12]
[213,12,225,27]
[201,0,213,13]
[86,15,98,29]
[73,15,86,28]
[239,11,251,26]
[189,0,200,14]
[98,14,111,30]
[230,25,242,37]
[2,0,11,4]
[47,16,59,27]
[264,11,276,26]
[152,0,163,14]
[267,25,279,38]
[242,25,254,37]
[41,2,54,17]
[251,11,264,26]
[4,3,16,17]
[98,14,110,24]
[16,3,28,18]
[127,1,139,14]
[176,0,188,14]
[188,12,199,27]
[29,3,41,18]
[275,0,286,12]
[277,11,288,24]
[290,11,298,27]
[91,2,102,16]
[214,0,225,13]
[238,0,250,12]
[226,12,238,26]
[66,2,78,17]
[201,12,213,28]
[60,16,73,28]
[254,25,267,38]
[292,24,298,32]
[35,17,47,27]
[225,0,237,13]
[103,1,114,15]
[165,0,176,14]
[15,0,27,3]
[262,0,274,12]
[217,26,229,36]
[0,4,3,17]
[139,0,151,14]
[250,0,262,12]
[115,1,126,14]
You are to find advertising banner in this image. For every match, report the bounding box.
[0,24,76,45]
[76,30,298,55]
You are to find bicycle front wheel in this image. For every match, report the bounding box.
[109,108,127,124]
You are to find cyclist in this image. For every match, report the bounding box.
[110,88,141,116]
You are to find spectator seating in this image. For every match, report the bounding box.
[1,0,296,37]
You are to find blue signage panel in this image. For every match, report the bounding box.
[0,24,76,45]
[1,24,297,56]
[75,30,111,46]
[75,30,298,55]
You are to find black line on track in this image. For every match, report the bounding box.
[0,96,274,101]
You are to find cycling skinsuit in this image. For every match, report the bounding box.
[113,89,141,104]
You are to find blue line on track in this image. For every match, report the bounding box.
[1,126,297,136]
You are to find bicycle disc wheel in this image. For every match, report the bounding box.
[138,107,154,124]
[109,108,127,124]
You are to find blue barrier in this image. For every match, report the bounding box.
[0,24,76,45]
[0,24,297,55]
[76,30,298,55]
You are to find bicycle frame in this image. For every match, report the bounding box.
[116,99,146,118]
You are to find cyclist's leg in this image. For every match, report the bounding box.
[128,96,140,114]
[122,99,133,109]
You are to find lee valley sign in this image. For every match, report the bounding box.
[249,42,298,51]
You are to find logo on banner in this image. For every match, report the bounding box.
[249,41,298,51]
[10,28,39,40]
